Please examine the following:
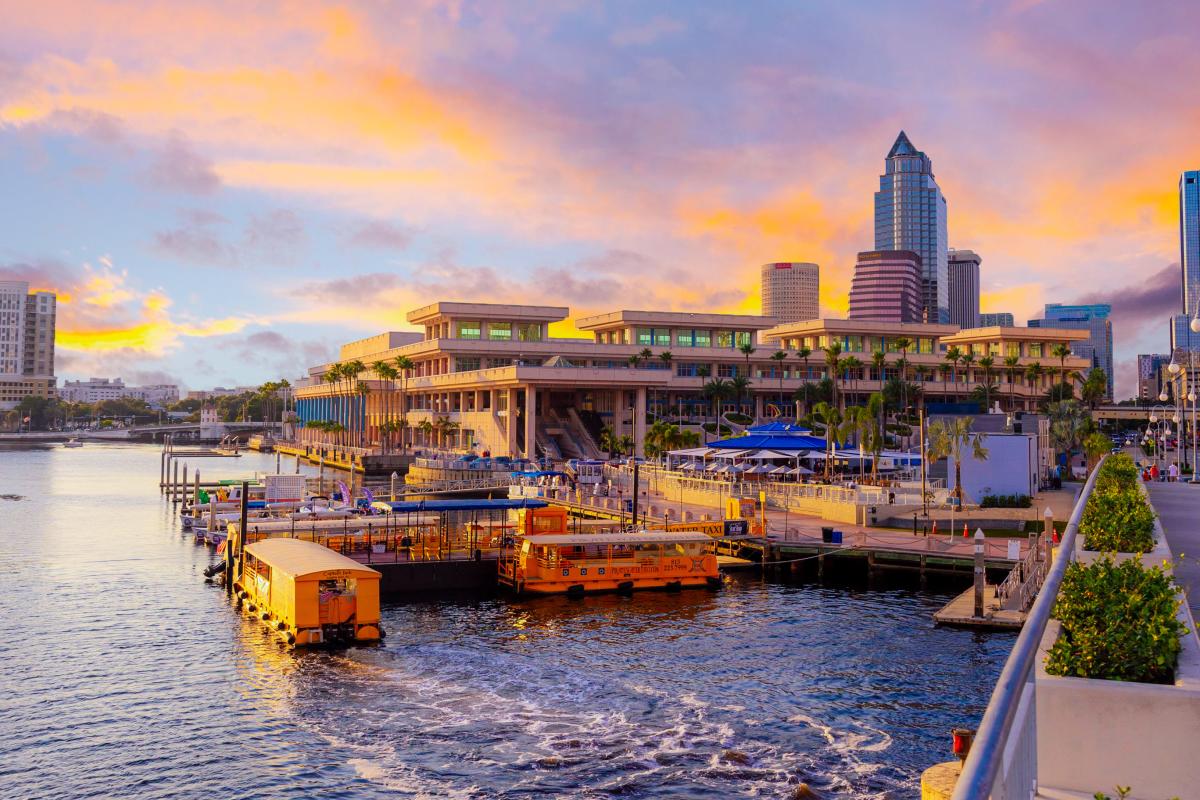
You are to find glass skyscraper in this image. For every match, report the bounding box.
[874,131,948,323]
[1030,303,1113,399]
[1170,170,1200,351]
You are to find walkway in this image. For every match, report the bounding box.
[1147,481,1200,615]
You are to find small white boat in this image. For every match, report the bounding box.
[62,438,83,448]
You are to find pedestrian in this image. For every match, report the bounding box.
[1169,463,1179,482]
[1151,463,1160,482]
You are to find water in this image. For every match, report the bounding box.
[0,443,1012,798]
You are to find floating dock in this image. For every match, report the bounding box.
[932,586,1025,630]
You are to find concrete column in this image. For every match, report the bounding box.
[524,384,537,460]
[506,388,518,457]
[634,386,647,457]
[755,394,764,422]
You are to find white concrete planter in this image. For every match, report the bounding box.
[1075,481,1172,569]
[1035,599,1200,799]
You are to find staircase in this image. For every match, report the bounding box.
[545,409,586,460]
[535,429,562,460]
[565,407,604,459]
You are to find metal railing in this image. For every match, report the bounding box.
[950,457,1104,800]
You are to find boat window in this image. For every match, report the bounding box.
[319,578,357,599]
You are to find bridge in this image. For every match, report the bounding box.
[1093,404,1192,421]
[0,422,283,442]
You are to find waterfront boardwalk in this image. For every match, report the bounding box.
[932,586,1025,630]
[1147,481,1200,616]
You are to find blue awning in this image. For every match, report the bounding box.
[708,433,828,451]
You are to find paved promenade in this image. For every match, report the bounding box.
[1147,482,1200,615]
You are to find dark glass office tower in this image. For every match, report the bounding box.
[874,132,949,323]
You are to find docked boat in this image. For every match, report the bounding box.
[62,438,83,448]
[234,537,383,646]
[498,529,721,596]
[247,433,276,452]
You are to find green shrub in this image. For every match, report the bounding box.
[980,493,1032,508]
[1045,556,1186,684]
[1080,487,1156,552]
[1094,454,1139,493]
[725,412,753,425]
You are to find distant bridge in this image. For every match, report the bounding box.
[1093,405,1191,421]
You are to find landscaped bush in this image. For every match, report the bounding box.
[725,413,753,425]
[1045,556,1187,684]
[1094,453,1139,493]
[1080,488,1156,552]
[979,493,1032,508]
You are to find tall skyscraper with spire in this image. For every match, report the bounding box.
[874,131,949,323]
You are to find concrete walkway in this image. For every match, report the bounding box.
[1146,481,1200,615]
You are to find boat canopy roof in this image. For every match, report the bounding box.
[522,530,712,546]
[381,498,550,513]
[243,538,381,579]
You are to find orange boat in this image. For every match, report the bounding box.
[498,529,721,596]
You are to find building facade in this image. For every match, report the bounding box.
[874,131,949,323]
[1029,303,1114,399]
[293,301,1090,460]
[0,280,56,410]
[760,262,819,324]
[59,378,180,405]
[1170,170,1200,351]
[847,250,923,322]
[947,249,981,328]
[979,312,1015,327]
[1137,354,1171,402]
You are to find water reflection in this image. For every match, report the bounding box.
[0,444,1010,798]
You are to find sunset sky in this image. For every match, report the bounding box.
[1,1,1196,397]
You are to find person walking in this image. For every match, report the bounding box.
[1169,462,1179,482]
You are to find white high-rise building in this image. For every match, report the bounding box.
[760,262,819,324]
[947,249,981,328]
[0,280,56,410]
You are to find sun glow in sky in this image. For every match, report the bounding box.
[1,0,1197,396]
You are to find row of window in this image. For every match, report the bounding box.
[452,321,544,342]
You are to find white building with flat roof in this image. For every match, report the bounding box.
[761,262,819,324]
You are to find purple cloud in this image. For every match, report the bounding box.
[145,130,220,194]
[347,220,413,251]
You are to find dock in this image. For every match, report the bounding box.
[932,586,1025,630]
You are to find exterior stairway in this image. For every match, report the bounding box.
[565,407,604,459]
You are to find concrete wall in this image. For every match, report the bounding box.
[948,433,1037,503]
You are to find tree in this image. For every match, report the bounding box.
[1083,431,1112,472]
[1047,400,1089,466]
[978,355,995,411]
[960,351,976,389]
[770,350,788,416]
[657,351,673,419]
[416,418,435,448]
[1051,343,1073,393]
[797,345,812,401]
[392,355,415,451]
[1004,355,1021,412]
[1023,362,1045,412]
[644,419,685,462]
[927,417,989,503]
[355,381,372,448]
[812,401,850,480]
[739,341,756,380]
[701,378,732,432]
[730,375,752,417]
[322,366,342,445]
[599,426,621,459]
[841,355,863,406]
[823,343,844,409]
[893,336,913,411]
[371,362,398,452]
[1081,368,1107,410]
[944,346,963,399]
[871,349,887,385]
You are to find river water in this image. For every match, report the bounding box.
[0,443,1011,799]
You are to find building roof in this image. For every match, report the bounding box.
[762,318,958,340]
[576,309,777,331]
[521,530,713,546]
[405,302,569,325]
[941,326,1091,344]
[243,538,382,579]
[887,130,920,158]
[382,498,549,513]
[708,433,828,451]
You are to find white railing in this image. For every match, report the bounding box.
[951,460,1102,800]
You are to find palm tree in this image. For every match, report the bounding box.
[416,418,435,448]
[343,360,365,447]
[1003,355,1021,412]
[321,365,342,446]
[599,425,621,459]
[1046,400,1088,467]
[939,362,953,404]
[1051,343,1072,393]
[701,378,732,440]
[770,350,788,416]
[926,417,989,503]
[1080,368,1107,410]
[796,345,812,418]
[730,375,752,418]
[842,355,864,406]
[812,401,849,480]
[355,381,371,448]
[978,355,995,411]
[372,361,398,452]
[657,351,673,419]
[893,336,913,412]
[1024,362,1045,412]
[823,343,844,409]
[392,355,415,452]
[944,346,963,399]
[739,341,756,380]
[960,351,976,390]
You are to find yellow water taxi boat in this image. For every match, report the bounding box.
[499,529,720,596]
[235,538,383,646]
